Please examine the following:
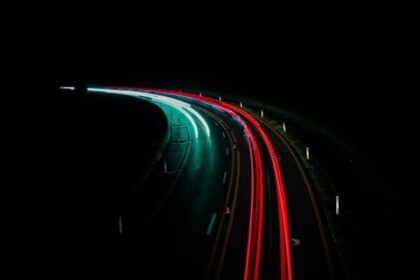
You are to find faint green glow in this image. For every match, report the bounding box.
[87,87,211,139]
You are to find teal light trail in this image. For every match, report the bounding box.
[87,87,210,139]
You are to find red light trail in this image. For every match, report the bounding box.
[109,87,292,280]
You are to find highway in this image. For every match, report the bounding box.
[86,87,334,280]
[257,116,336,279]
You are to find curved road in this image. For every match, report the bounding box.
[84,87,335,280]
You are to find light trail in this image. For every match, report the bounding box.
[86,88,211,139]
[90,86,292,280]
[59,86,75,90]
[125,87,293,280]
[118,87,269,279]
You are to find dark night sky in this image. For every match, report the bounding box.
[26,2,412,102]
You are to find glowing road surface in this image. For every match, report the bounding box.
[87,87,293,280]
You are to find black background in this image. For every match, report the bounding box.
[19,1,418,278]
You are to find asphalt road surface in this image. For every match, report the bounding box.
[83,87,336,280]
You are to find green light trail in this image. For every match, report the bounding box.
[87,87,211,139]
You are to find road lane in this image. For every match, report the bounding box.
[92,86,335,280]
[257,117,336,280]
[87,87,254,279]
[138,88,290,280]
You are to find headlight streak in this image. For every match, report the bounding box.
[87,86,292,280]
[126,87,293,280]
[59,86,75,90]
[86,87,211,139]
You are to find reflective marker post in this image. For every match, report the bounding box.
[336,196,339,215]
[118,215,123,234]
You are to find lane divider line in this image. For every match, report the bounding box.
[207,213,218,236]
[222,171,228,184]
[106,87,291,280]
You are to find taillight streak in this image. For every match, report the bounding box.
[107,87,292,280]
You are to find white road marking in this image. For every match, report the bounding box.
[291,238,301,247]
[206,213,217,236]
[222,171,228,184]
